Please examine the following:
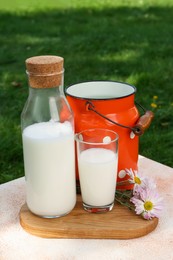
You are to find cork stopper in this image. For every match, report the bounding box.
[25,55,64,88]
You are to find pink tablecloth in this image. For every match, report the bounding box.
[0,156,173,260]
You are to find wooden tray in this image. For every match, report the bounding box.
[20,195,158,239]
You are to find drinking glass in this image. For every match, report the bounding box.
[75,128,118,213]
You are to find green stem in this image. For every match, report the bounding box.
[115,196,135,211]
[115,190,133,199]
[115,190,135,211]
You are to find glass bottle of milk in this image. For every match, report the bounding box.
[21,55,76,218]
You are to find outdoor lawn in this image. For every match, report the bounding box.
[0,0,173,184]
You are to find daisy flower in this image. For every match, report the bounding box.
[125,168,148,194]
[130,188,163,220]
[115,168,163,220]
[125,168,143,185]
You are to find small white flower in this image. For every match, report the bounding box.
[115,168,163,220]
[130,188,163,220]
[125,168,147,194]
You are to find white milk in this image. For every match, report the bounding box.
[78,148,118,206]
[22,121,76,217]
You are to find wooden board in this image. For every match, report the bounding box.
[20,195,158,239]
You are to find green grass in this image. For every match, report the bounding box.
[0,0,173,183]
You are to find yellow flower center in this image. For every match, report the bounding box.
[144,201,153,211]
[134,176,141,185]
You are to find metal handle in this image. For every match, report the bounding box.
[86,101,154,136]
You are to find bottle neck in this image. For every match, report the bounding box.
[28,86,62,97]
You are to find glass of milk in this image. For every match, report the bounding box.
[75,128,118,213]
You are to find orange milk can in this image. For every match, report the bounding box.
[66,81,154,190]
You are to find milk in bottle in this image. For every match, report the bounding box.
[21,55,76,218]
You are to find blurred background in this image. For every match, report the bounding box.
[0,0,173,183]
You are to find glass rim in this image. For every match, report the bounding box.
[75,128,119,145]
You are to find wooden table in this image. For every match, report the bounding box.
[0,156,173,259]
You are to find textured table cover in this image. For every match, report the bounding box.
[0,155,173,260]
